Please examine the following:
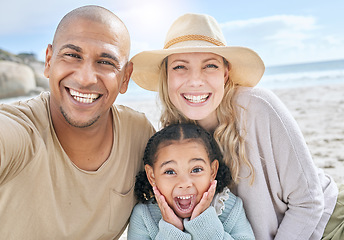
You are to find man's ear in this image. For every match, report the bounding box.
[211,160,219,181]
[145,164,156,187]
[119,61,133,94]
[44,44,53,78]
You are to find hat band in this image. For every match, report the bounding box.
[164,34,225,49]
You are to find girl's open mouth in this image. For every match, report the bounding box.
[174,195,196,217]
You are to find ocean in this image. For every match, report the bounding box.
[258,59,344,89]
[1,59,344,104]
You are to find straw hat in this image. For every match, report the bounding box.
[130,13,265,91]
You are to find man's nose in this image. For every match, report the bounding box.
[74,60,97,86]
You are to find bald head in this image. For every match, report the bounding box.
[52,5,131,59]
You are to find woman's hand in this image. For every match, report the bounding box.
[190,180,217,220]
[153,186,184,231]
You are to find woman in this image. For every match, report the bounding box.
[130,13,342,240]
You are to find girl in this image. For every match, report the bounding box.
[130,13,343,239]
[128,123,254,239]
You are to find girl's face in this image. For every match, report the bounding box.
[145,140,218,218]
[167,52,229,131]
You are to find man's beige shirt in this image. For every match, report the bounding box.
[0,92,155,239]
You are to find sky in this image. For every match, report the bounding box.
[1,0,344,67]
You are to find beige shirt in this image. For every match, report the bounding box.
[231,87,337,240]
[0,92,155,240]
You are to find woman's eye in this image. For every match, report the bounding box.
[205,64,218,69]
[172,65,185,70]
[192,167,203,173]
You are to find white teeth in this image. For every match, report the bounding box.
[183,94,209,103]
[69,89,99,104]
[177,195,192,200]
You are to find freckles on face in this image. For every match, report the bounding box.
[166,52,228,123]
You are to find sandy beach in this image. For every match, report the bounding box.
[119,83,344,186]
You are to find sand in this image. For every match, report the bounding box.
[273,84,344,185]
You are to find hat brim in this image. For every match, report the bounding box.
[130,46,265,92]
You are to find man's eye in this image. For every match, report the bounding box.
[98,60,119,70]
[65,53,81,59]
[98,60,113,66]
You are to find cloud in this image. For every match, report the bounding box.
[221,15,317,47]
[219,15,343,65]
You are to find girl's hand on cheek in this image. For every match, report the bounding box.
[153,186,184,231]
[190,180,217,220]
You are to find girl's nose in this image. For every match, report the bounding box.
[177,176,193,189]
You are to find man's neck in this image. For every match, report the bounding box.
[52,109,114,171]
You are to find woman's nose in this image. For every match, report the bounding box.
[186,69,204,87]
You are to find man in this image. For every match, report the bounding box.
[0,5,154,239]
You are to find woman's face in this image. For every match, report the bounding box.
[167,52,229,130]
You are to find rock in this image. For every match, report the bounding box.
[0,61,36,98]
[0,49,49,99]
[28,61,49,89]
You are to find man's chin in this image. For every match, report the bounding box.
[60,107,99,128]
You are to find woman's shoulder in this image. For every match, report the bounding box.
[235,86,281,106]
[234,86,290,117]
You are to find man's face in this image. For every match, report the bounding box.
[44,18,131,128]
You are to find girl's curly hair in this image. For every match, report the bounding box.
[134,123,232,203]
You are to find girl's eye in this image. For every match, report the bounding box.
[164,169,175,175]
[192,167,203,173]
[172,65,185,70]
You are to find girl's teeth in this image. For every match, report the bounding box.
[177,195,192,200]
[70,89,99,104]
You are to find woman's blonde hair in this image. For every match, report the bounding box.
[159,57,254,184]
